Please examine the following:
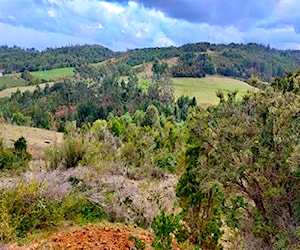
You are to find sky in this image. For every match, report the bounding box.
[0,0,300,51]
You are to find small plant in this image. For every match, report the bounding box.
[62,136,86,168]
[130,235,146,250]
[0,137,31,170]
[45,147,62,169]
[151,210,188,250]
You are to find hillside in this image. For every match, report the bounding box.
[121,43,300,81]
[173,76,256,106]
[1,44,300,249]
[1,42,300,82]
[0,123,63,160]
[0,45,114,73]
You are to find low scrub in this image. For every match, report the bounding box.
[0,181,108,243]
[0,136,31,170]
[45,135,86,169]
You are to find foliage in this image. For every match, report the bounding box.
[177,82,300,248]
[62,136,86,168]
[171,52,215,78]
[130,235,146,250]
[0,136,31,170]
[0,182,107,243]
[151,210,188,250]
[0,45,114,73]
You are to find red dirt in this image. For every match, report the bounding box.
[7,223,154,250]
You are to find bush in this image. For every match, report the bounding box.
[0,182,108,243]
[0,137,31,170]
[151,210,188,250]
[62,136,86,168]
[44,148,62,170]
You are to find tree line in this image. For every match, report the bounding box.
[1,42,300,82]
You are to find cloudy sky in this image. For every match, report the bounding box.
[0,0,300,51]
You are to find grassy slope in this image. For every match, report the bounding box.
[30,67,75,80]
[0,123,63,160]
[0,67,74,91]
[173,76,257,106]
[0,75,27,89]
[0,82,55,98]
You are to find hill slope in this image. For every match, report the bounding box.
[1,42,300,82]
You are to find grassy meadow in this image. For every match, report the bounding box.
[0,75,27,89]
[30,67,75,80]
[173,76,257,106]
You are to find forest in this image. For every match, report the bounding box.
[0,43,300,249]
[1,42,300,82]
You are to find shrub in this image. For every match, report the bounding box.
[62,136,86,168]
[44,147,62,170]
[151,210,188,250]
[0,137,31,170]
[0,182,108,243]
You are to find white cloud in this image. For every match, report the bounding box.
[99,1,124,14]
[0,0,300,51]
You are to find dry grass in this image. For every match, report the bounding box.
[0,83,55,99]
[0,123,63,160]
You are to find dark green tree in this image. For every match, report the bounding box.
[177,86,300,248]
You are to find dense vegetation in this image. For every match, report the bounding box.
[0,45,113,73]
[0,61,196,131]
[123,43,300,81]
[1,43,300,249]
[1,42,300,82]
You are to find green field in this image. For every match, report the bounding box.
[0,75,27,89]
[30,67,75,80]
[173,76,257,106]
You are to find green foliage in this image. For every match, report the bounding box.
[0,44,114,73]
[0,182,107,243]
[44,147,62,170]
[62,136,86,168]
[142,105,159,127]
[20,70,33,82]
[11,112,31,126]
[177,82,300,248]
[130,235,146,250]
[151,210,188,250]
[0,137,31,170]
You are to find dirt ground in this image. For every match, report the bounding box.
[7,223,155,250]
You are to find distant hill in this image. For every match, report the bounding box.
[0,45,114,73]
[121,43,300,82]
[1,42,300,82]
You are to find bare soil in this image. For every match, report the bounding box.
[7,223,155,250]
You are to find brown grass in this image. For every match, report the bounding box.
[0,123,63,160]
[0,83,55,99]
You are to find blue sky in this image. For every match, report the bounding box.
[1,0,300,51]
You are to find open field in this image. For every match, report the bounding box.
[30,67,75,80]
[0,123,63,159]
[0,75,27,89]
[173,76,257,106]
[0,67,74,92]
[0,82,55,98]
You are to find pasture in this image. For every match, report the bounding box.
[30,67,75,80]
[173,76,257,106]
[0,75,27,89]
